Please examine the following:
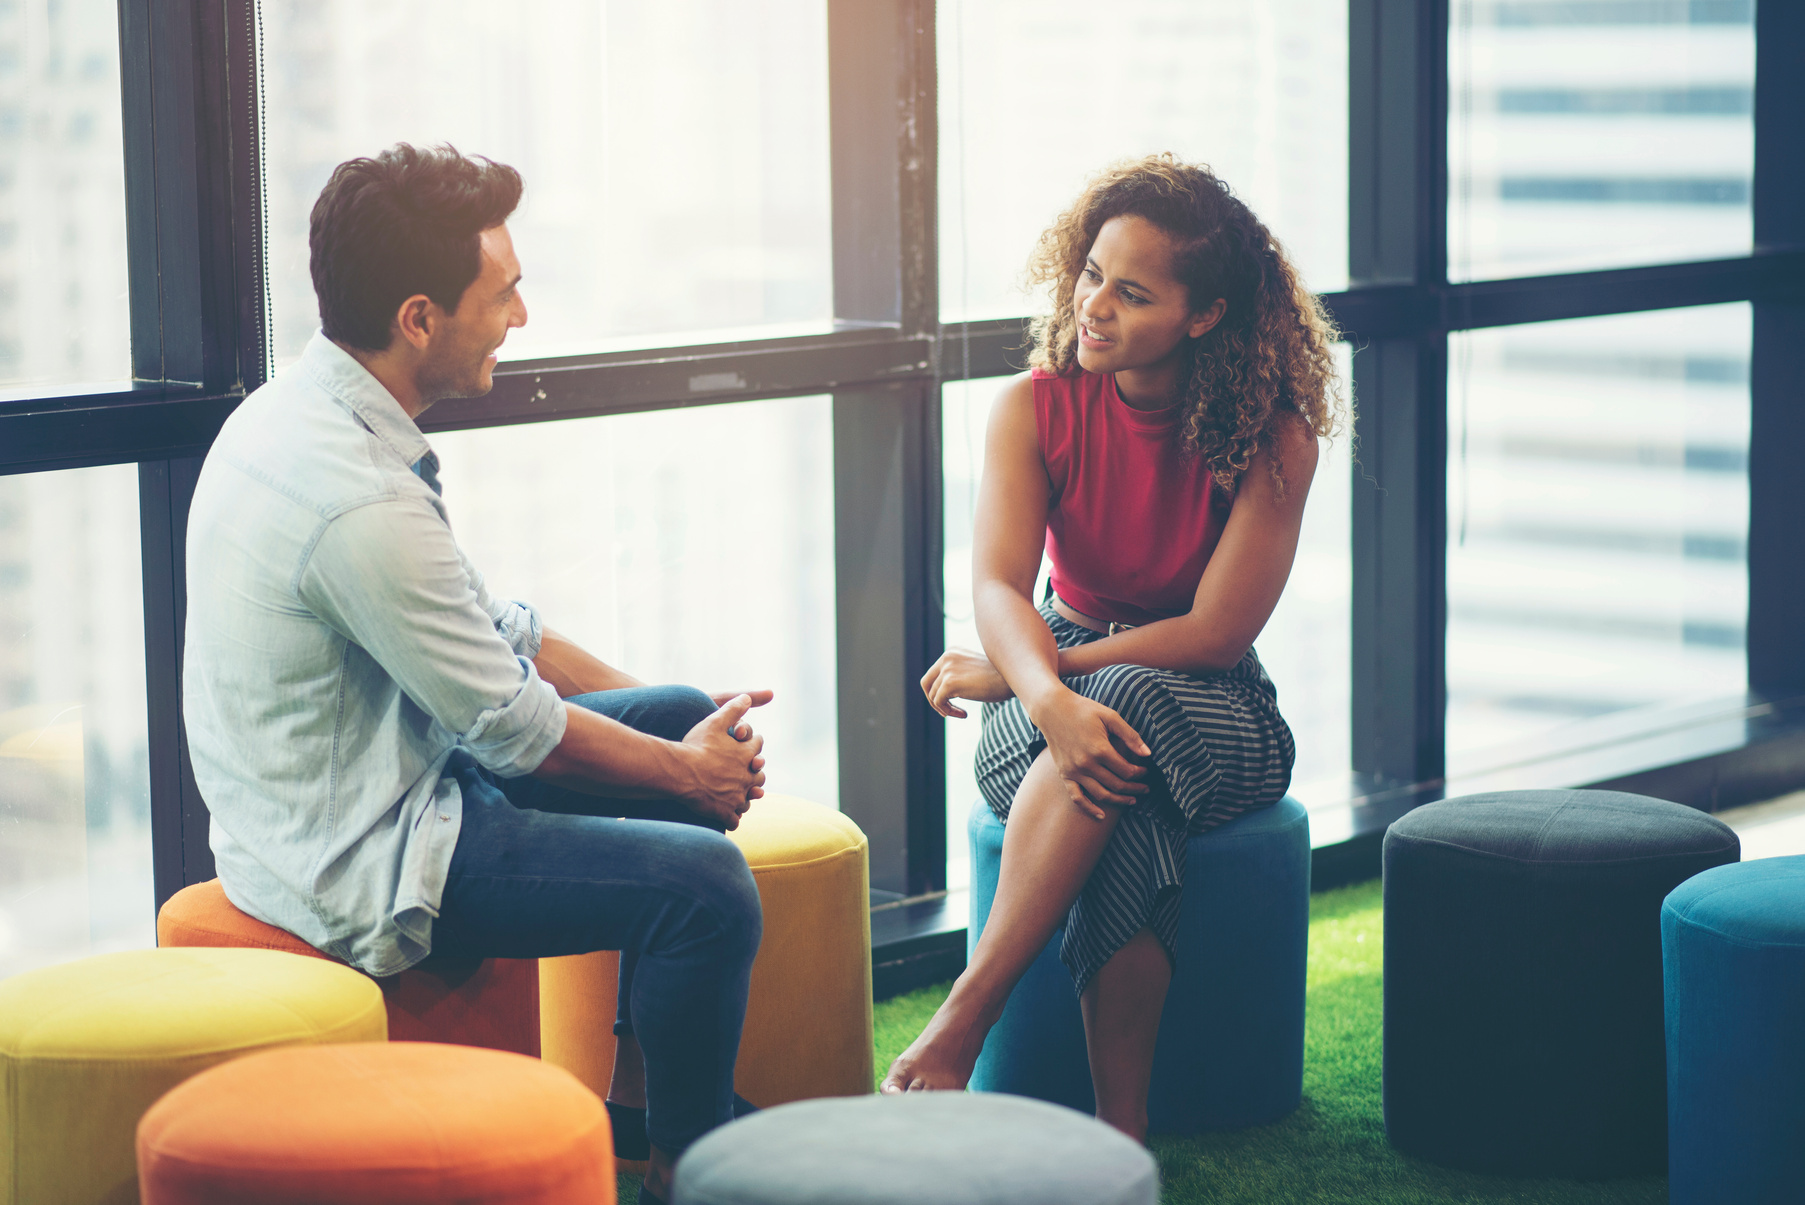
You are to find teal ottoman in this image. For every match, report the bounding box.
[967,795,1310,1132]
[1663,855,1805,1204]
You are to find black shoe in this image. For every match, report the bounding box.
[608,1094,760,1162]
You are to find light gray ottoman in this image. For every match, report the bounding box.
[671,1093,1159,1205]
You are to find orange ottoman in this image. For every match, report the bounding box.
[137,1042,614,1204]
[158,879,540,1055]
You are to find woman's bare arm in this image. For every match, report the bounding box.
[970,375,1063,711]
[1055,416,1319,678]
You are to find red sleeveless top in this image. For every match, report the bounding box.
[1035,368,1232,627]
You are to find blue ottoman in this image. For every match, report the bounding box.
[966,795,1309,1132]
[1663,855,1805,1205]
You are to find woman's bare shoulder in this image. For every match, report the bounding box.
[1271,407,1321,464]
[985,372,1037,437]
[1239,409,1321,507]
[994,371,1035,409]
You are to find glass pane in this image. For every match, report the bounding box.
[0,0,131,390]
[1446,303,1749,775]
[259,1,832,367]
[939,0,1349,323]
[428,396,838,809]
[1449,0,1754,282]
[942,359,1352,887]
[1256,343,1353,805]
[0,464,153,978]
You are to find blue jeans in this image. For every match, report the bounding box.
[430,685,762,1154]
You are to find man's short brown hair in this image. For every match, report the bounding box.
[309,143,523,351]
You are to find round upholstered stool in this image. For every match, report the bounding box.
[1382,789,1738,1176]
[159,878,541,1055]
[730,794,871,1104]
[537,793,869,1174]
[1663,855,1805,1204]
[137,1041,614,1204]
[0,947,385,1205]
[671,1093,1156,1205]
[967,795,1310,1132]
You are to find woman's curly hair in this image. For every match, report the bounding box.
[1027,153,1346,495]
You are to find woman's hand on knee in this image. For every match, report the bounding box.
[920,647,1014,718]
[1061,776,1139,822]
[1031,691,1151,814]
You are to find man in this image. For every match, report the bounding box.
[183,143,763,1204]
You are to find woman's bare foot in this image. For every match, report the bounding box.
[1096,1109,1149,1144]
[879,986,1004,1093]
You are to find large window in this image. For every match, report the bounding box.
[429,397,839,809]
[1446,303,1749,773]
[0,465,151,977]
[1449,0,1755,281]
[0,0,130,391]
[259,0,833,366]
[1,1,1799,928]
[938,0,1348,322]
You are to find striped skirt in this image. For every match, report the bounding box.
[974,603,1296,993]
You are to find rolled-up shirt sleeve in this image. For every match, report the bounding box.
[298,496,567,777]
[457,544,545,659]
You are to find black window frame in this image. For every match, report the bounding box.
[0,0,1800,916]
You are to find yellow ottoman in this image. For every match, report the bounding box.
[542,795,872,1118]
[0,947,387,1205]
[732,794,873,1105]
[540,948,621,1099]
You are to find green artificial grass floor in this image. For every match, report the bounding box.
[874,879,1668,1205]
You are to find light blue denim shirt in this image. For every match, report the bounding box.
[183,331,568,975]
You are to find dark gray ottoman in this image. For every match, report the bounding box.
[671,1094,1158,1205]
[1382,789,1737,1177]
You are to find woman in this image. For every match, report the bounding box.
[880,154,1343,1140]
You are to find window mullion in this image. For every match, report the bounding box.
[1748,3,1805,692]
[828,0,945,896]
[1348,0,1450,790]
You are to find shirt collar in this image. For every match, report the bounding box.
[297,330,433,468]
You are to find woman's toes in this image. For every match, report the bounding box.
[879,1058,913,1094]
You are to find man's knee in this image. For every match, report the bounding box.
[669,829,763,956]
[577,683,716,742]
[654,684,719,733]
